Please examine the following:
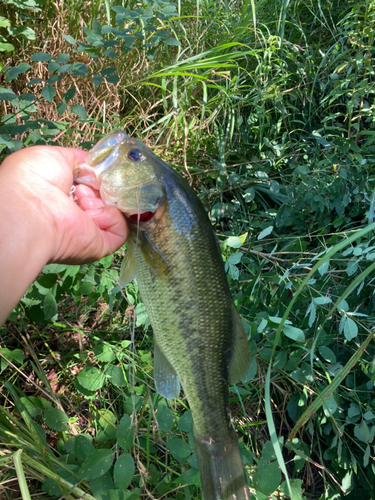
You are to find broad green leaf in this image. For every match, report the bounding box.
[282,326,305,343]
[57,102,67,115]
[76,366,105,391]
[253,458,281,496]
[116,415,134,450]
[79,449,114,480]
[0,42,14,52]
[166,437,191,461]
[319,346,336,363]
[93,75,104,86]
[63,34,76,45]
[44,408,69,432]
[178,410,193,433]
[156,405,173,433]
[105,365,126,387]
[90,472,114,500]
[71,104,87,119]
[75,434,95,461]
[41,84,56,102]
[257,226,273,240]
[63,86,76,102]
[354,421,370,443]
[163,38,181,46]
[31,52,51,62]
[113,453,135,489]
[322,393,337,417]
[44,292,57,319]
[318,259,329,276]
[106,74,119,84]
[57,53,70,63]
[344,317,358,341]
[226,236,242,248]
[94,344,116,362]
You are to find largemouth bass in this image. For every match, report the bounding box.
[75,130,251,500]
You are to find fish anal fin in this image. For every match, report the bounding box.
[154,337,180,399]
[119,251,137,288]
[229,305,250,384]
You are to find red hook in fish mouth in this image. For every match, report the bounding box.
[129,211,155,223]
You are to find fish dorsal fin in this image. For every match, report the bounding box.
[154,337,181,399]
[119,251,137,288]
[229,305,250,384]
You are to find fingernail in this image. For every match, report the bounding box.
[87,207,104,216]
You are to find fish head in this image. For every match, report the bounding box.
[75,129,164,219]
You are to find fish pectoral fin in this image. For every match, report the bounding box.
[119,251,137,288]
[229,305,251,384]
[153,337,180,399]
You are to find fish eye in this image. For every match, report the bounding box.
[128,148,142,161]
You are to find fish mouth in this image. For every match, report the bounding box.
[128,211,155,223]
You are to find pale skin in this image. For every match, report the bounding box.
[0,146,128,326]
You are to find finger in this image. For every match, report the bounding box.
[75,184,99,199]
[87,205,128,256]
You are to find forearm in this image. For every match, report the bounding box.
[0,167,53,325]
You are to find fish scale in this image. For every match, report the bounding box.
[75,130,251,500]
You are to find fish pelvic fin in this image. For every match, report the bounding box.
[119,251,137,288]
[194,429,250,500]
[153,336,181,399]
[229,305,250,384]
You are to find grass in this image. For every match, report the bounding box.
[1,0,375,498]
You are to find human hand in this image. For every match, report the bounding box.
[0,146,128,264]
[0,145,128,325]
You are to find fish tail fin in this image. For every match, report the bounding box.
[194,429,250,500]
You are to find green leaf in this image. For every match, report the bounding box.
[156,405,173,433]
[77,366,105,391]
[63,86,76,102]
[57,53,70,63]
[322,393,337,417]
[44,292,57,319]
[318,346,336,363]
[44,408,69,432]
[103,49,117,58]
[282,325,305,343]
[113,453,135,489]
[63,34,76,45]
[41,84,56,102]
[105,365,126,387]
[71,104,87,119]
[257,226,273,240]
[344,317,358,341]
[354,420,370,443]
[116,415,134,450]
[178,411,193,433]
[48,60,60,72]
[166,437,191,461]
[31,52,51,62]
[37,273,57,288]
[106,74,119,84]
[0,42,14,52]
[163,38,181,46]
[79,449,115,480]
[226,236,242,248]
[57,63,73,73]
[75,434,95,461]
[57,102,67,115]
[318,259,329,276]
[90,472,114,500]
[253,458,281,496]
[94,344,116,362]
[93,75,104,87]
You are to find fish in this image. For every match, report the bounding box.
[75,130,251,500]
